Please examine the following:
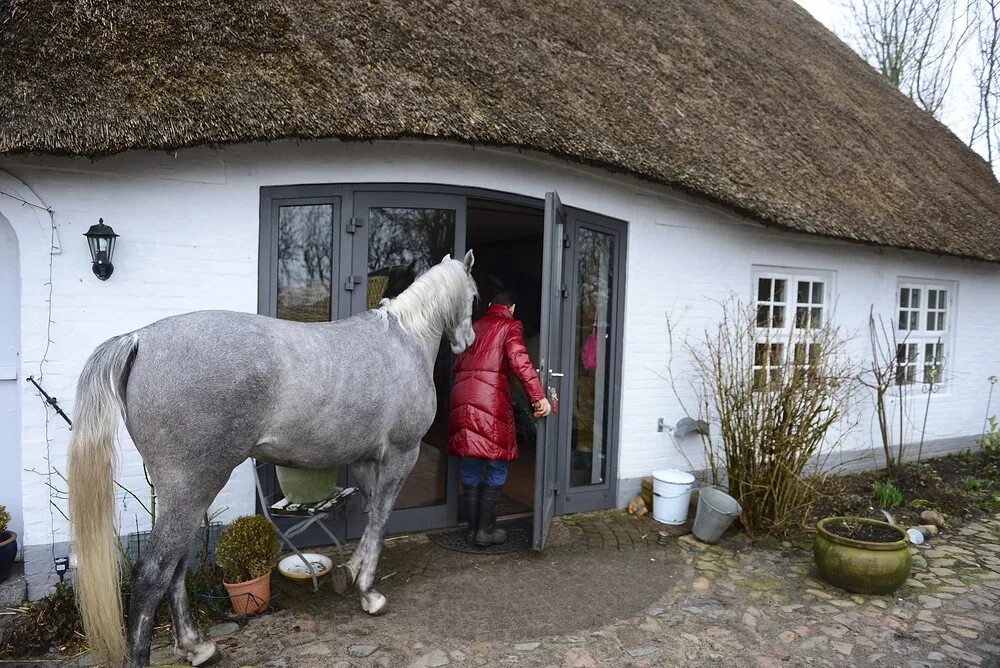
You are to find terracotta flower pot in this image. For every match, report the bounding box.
[223,571,272,615]
[0,531,17,583]
[814,517,911,595]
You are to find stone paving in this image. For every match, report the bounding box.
[134,511,1000,666]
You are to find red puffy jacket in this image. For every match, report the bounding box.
[448,304,545,461]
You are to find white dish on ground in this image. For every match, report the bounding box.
[277,553,334,581]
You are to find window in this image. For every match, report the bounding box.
[895,281,954,387]
[752,267,833,389]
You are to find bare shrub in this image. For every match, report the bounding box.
[687,299,859,537]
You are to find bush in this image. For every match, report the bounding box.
[684,299,859,537]
[0,505,9,535]
[1,582,82,657]
[872,481,903,508]
[981,416,1000,455]
[215,516,280,584]
[961,477,985,492]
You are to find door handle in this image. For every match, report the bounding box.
[550,371,564,378]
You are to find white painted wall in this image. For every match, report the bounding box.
[0,213,23,549]
[1,140,998,580]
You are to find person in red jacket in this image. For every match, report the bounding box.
[449,290,552,546]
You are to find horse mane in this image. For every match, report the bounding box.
[382,257,476,339]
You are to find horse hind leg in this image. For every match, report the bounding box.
[167,556,217,666]
[352,445,420,615]
[127,486,218,667]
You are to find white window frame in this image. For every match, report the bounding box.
[895,279,956,389]
[752,267,834,389]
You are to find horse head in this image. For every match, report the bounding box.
[444,250,477,354]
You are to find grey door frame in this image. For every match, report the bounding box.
[258,183,627,542]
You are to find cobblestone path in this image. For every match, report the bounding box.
[136,511,1000,668]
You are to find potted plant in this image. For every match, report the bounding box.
[215,515,280,615]
[0,505,15,582]
[814,517,911,594]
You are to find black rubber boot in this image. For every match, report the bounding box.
[462,483,481,543]
[475,484,508,546]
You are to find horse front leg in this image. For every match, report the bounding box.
[351,445,420,615]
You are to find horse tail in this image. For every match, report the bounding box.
[68,332,139,666]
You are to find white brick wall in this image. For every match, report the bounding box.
[2,139,998,561]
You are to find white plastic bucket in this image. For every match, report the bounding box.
[651,469,695,525]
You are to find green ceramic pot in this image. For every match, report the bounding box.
[274,466,340,504]
[814,517,911,595]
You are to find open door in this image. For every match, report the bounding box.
[533,192,567,550]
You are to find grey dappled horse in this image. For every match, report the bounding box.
[67,252,477,668]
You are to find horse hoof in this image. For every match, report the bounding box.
[361,590,388,616]
[331,564,355,595]
[188,641,219,666]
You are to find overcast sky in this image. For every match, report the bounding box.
[794,0,984,160]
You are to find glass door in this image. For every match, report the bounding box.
[533,192,568,550]
[556,213,626,515]
[346,192,467,537]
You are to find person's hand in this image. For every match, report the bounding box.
[533,398,552,417]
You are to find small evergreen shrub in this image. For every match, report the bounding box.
[871,481,903,509]
[215,516,280,584]
[0,505,9,535]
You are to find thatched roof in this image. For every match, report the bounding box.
[2,1,999,261]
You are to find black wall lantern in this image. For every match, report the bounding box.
[84,218,119,280]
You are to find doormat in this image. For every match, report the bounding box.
[427,518,532,555]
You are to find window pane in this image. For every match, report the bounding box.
[900,288,909,308]
[368,208,455,304]
[812,282,824,304]
[276,204,334,322]
[772,305,785,328]
[937,312,945,330]
[773,279,786,303]
[928,290,937,309]
[793,342,807,365]
[769,343,784,365]
[795,306,809,328]
[811,307,822,328]
[758,278,771,301]
[896,343,908,365]
[756,305,770,328]
[911,289,921,308]
[797,281,810,303]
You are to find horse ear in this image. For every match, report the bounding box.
[442,254,452,263]
[463,249,475,273]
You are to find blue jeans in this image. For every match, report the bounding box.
[460,457,508,487]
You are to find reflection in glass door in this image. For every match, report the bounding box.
[570,228,614,487]
[349,193,466,535]
[365,206,455,510]
[276,204,335,322]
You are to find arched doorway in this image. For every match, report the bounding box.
[0,214,21,547]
